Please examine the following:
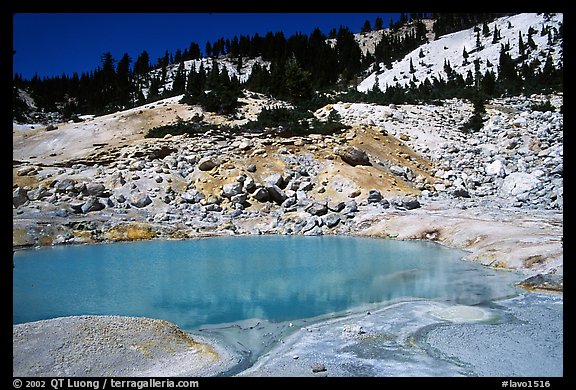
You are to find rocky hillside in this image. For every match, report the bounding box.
[13,88,563,279]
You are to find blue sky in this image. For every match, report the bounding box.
[13,13,401,80]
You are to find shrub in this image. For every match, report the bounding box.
[531,100,556,112]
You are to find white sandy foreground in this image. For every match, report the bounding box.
[12,316,236,377]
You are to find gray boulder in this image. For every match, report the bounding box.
[222,183,243,198]
[389,165,407,178]
[306,202,328,216]
[243,176,256,192]
[13,187,28,208]
[367,189,383,203]
[231,193,248,205]
[323,214,341,228]
[328,200,346,212]
[265,173,285,188]
[343,200,358,213]
[129,192,152,208]
[26,187,50,201]
[85,183,106,197]
[393,197,421,210]
[267,184,287,204]
[500,172,541,197]
[181,190,204,204]
[81,197,105,213]
[198,157,220,171]
[337,146,371,166]
[452,186,470,198]
[252,187,270,202]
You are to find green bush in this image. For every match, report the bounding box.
[531,100,556,112]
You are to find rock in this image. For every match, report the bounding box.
[303,225,324,236]
[238,140,252,150]
[264,173,285,188]
[389,164,407,178]
[337,146,371,166]
[328,200,346,212]
[85,183,106,197]
[13,187,28,208]
[45,124,58,131]
[485,160,507,177]
[367,189,383,203]
[343,200,358,213]
[198,157,220,171]
[114,194,126,203]
[311,362,327,373]
[348,189,362,198]
[129,192,152,208]
[181,190,204,204]
[252,187,270,202]
[393,197,421,210]
[500,172,541,197]
[129,160,146,171]
[549,163,563,177]
[281,196,297,209]
[266,185,287,204]
[222,183,243,198]
[25,187,48,201]
[205,204,222,212]
[517,274,563,292]
[17,166,36,176]
[81,197,105,213]
[452,186,470,198]
[54,209,69,218]
[231,193,248,205]
[105,172,126,188]
[323,214,341,228]
[298,181,314,192]
[306,202,328,216]
[247,164,257,173]
[243,176,256,192]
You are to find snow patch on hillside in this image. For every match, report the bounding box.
[145,56,271,98]
[358,13,563,92]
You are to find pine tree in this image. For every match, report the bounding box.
[335,26,362,82]
[476,31,483,51]
[492,25,501,44]
[361,20,372,33]
[174,49,182,63]
[518,31,525,58]
[147,76,161,102]
[374,16,384,30]
[480,69,496,96]
[461,92,486,133]
[171,62,186,95]
[409,58,416,73]
[328,28,337,39]
[189,42,201,59]
[527,27,537,49]
[482,21,490,37]
[465,70,474,86]
[284,57,312,103]
[116,53,132,108]
[134,51,150,76]
[237,56,243,76]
